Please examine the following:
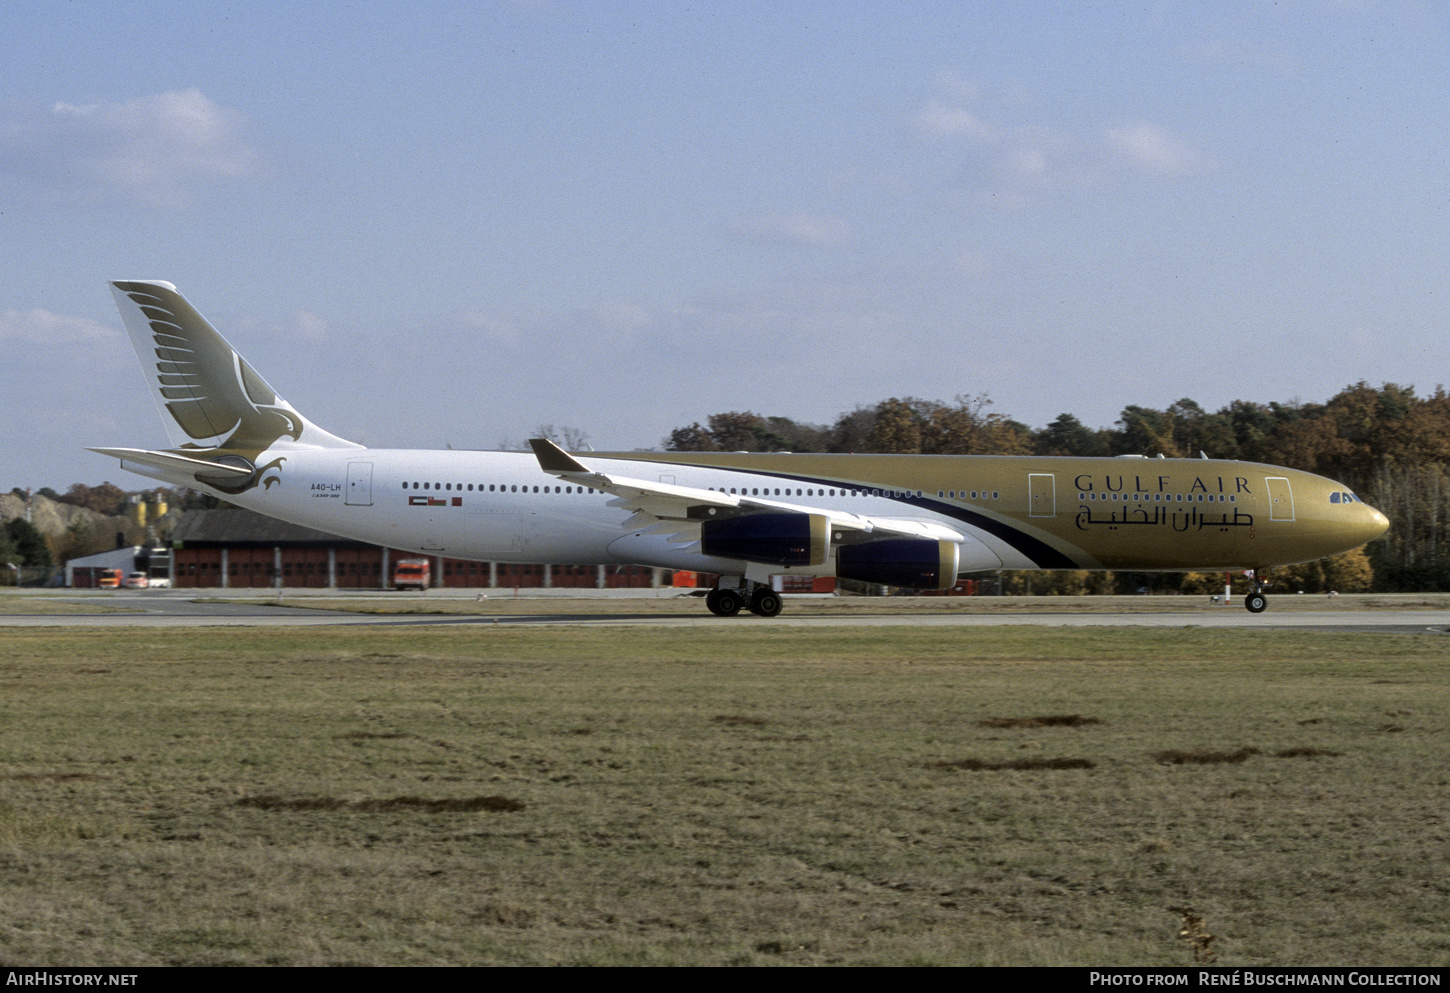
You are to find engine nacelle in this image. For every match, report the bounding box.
[699,513,830,567]
[836,538,960,590]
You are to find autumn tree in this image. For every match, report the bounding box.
[1035,413,1109,457]
[1262,417,1356,478]
[865,398,925,454]
[58,482,128,515]
[1278,548,1375,594]
[1369,462,1450,590]
[534,424,591,451]
[1380,390,1450,467]
[1112,405,1183,457]
[1167,399,1239,459]
[763,416,829,453]
[826,406,879,453]
[664,422,719,452]
[1222,400,1276,463]
[654,379,1450,591]
[707,412,771,451]
[918,395,1032,455]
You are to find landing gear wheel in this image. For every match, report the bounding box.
[1245,592,1268,614]
[706,588,744,617]
[748,589,784,617]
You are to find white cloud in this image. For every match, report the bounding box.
[932,69,981,103]
[0,308,117,346]
[1104,121,1209,175]
[288,311,330,342]
[909,73,1214,205]
[729,212,850,246]
[912,101,996,142]
[591,299,652,331]
[459,310,526,345]
[1,88,264,208]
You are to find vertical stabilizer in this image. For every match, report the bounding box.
[109,280,360,454]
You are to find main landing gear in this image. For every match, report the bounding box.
[1244,570,1270,613]
[705,584,783,618]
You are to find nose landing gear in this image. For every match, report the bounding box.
[1244,570,1270,613]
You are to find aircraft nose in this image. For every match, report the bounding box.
[1361,505,1390,543]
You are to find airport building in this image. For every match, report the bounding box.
[64,509,938,595]
[161,508,663,590]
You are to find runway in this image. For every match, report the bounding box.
[4,590,1449,634]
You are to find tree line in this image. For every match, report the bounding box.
[662,383,1450,593]
[1,484,215,581]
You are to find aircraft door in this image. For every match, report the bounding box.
[1266,477,1295,521]
[1028,473,1056,518]
[346,462,374,506]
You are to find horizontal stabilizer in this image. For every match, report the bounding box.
[88,447,256,485]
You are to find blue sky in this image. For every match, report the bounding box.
[3,0,1447,488]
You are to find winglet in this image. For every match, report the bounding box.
[529,438,591,473]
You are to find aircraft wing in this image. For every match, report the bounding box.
[528,439,964,551]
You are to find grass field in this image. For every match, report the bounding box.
[1,622,1446,966]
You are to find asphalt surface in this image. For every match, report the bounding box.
[4,590,1449,633]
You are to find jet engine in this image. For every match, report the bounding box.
[699,512,830,567]
[836,538,959,590]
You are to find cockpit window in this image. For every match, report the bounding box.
[1330,492,1358,504]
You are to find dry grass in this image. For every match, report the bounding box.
[0,597,138,615]
[1171,905,1218,964]
[238,795,526,813]
[0,623,1446,966]
[1153,748,1260,765]
[978,714,1103,728]
[925,757,1096,770]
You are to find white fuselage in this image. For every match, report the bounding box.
[230,448,1020,575]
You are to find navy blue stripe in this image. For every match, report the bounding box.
[901,495,1080,570]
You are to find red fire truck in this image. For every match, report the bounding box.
[393,559,431,590]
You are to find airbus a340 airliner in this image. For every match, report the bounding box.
[93,280,1388,617]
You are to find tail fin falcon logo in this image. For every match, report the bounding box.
[111,280,304,453]
[106,280,361,494]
